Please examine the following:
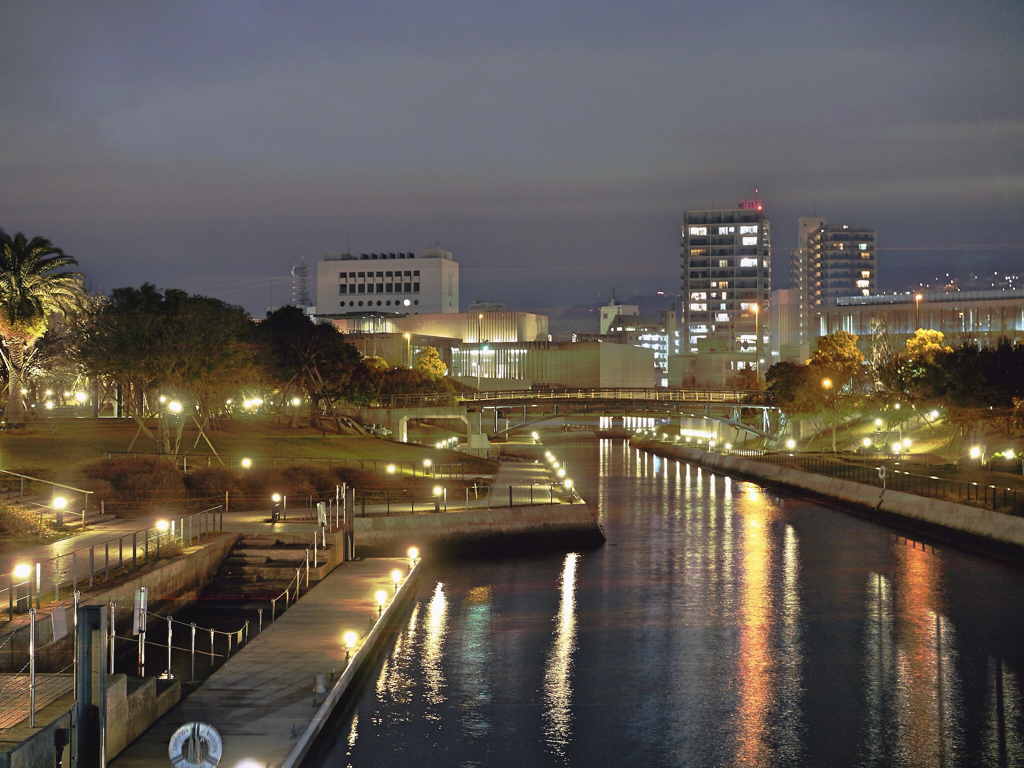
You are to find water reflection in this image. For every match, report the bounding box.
[455,586,493,740]
[735,513,771,765]
[423,582,449,712]
[543,552,579,760]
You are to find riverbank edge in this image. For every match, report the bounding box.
[632,438,1024,563]
[354,502,606,558]
[283,559,421,768]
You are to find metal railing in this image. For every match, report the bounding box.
[731,450,1024,514]
[0,470,94,513]
[346,482,575,517]
[2,506,225,624]
[373,387,764,408]
[103,451,467,479]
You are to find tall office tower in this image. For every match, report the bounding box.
[807,224,876,307]
[791,217,826,353]
[681,199,771,372]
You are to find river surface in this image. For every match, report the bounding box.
[310,439,1024,767]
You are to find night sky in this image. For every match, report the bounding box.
[2,1,1022,318]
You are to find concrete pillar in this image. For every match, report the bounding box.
[466,409,490,452]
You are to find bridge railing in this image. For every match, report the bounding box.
[373,388,764,408]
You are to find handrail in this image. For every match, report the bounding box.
[0,470,94,512]
[372,387,766,408]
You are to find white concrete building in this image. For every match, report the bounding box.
[315,246,459,316]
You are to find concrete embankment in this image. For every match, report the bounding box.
[2,533,238,672]
[633,438,1024,562]
[354,502,606,557]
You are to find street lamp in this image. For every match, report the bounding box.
[386,464,396,474]
[821,378,832,390]
[241,457,252,469]
[168,400,182,414]
[915,293,923,329]
[376,590,387,617]
[343,631,357,663]
[391,569,403,592]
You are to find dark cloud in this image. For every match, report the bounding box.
[1,1,1021,315]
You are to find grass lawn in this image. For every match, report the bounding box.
[0,416,495,487]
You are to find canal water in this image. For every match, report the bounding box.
[310,439,1024,767]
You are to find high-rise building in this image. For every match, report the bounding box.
[791,217,826,355]
[807,224,877,306]
[315,246,459,317]
[680,199,771,377]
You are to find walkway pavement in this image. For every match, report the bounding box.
[110,556,418,768]
[486,462,561,506]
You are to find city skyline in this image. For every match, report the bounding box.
[1,1,1022,317]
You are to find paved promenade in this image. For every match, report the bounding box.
[111,556,420,768]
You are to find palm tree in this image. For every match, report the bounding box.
[0,231,85,427]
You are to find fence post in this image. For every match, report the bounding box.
[166,616,173,678]
[305,551,309,588]
[258,608,263,634]
[271,598,276,622]
[110,602,116,674]
[54,556,60,602]
[210,629,214,667]
[191,623,196,682]
[29,608,36,727]
[72,551,77,595]
[105,542,110,583]
[89,546,95,588]
[509,485,513,509]
[295,569,301,601]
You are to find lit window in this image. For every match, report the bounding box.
[740,225,758,234]
[689,226,707,236]
[740,258,758,268]
[718,260,729,267]
[742,236,757,246]
[718,226,735,234]
[856,280,870,288]
[861,271,871,278]
[716,313,730,322]
[862,289,870,296]
[690,291,707,300]
[858,243,868,250]
[690,303,707,311]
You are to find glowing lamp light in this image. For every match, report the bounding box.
[272,493,281,503]
[433,486,443,497]
[386,464,396,474]
[343,631,357,650]
[168,400,182,414]
[531,431,539,440]
[13,563,31,580]
[786,439,796,450]
[44,389,52,397]
[63,391,71,398]
[52,496,67,510]
[557,468,566,478]
[969,446,982,459]
[902,438,912,448]
[725,443,732,450]
[391,569,403,587]
[19,388,27,395]
[552,461,560,469]
[891,443,902,454]
[875,418,883,427]
[243,399,252,409]
[291,397,301,406]
[75,391,87,403]
[44,402,53,410]
[862,438,872,447]
[159,395,167,404]
[241,458,252,469]
[156,519,170,533]
[1006,449,1016,460]
[563,479,573,489]
[929,410,939,419]
[422,458,432,468]
[408,546,419,561]
[821,378,832,389]
[376,590,388,608]
[894,403,901,410]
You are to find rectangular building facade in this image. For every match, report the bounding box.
[315,246,459,316]
[808,224,876,307]
[681,199,771,372]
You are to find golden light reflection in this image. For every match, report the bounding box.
[346,711,359,758]
[543,552,579,759]
[375,602,421,705]
[734,513,771,765]
[423,582,449,709]
[776,524,803,763]
[983,657,1023,765]
[890,542,963,764]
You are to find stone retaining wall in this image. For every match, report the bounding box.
[633,439,1024,561]
[354,503,605,557]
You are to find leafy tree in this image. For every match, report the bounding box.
[255,307,379,428]
[906,328,948,361]
[0,232,85,427]
[414,346,447,380]
[809,331,864,388]
[79,284,255,452]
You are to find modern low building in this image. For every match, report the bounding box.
[814,289,1024,352]
[315,246,459,317]
[604,310,679,385]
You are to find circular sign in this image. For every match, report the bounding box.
[168,722,223,768]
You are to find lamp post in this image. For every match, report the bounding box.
[915,293,923,330]
[404,333,411,368]
[822,378,836,454]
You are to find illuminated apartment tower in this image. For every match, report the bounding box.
[681,199,771,371]
[790,217,825,352]
[807,224,876,306]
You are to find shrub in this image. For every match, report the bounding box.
[80,456,186,506]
